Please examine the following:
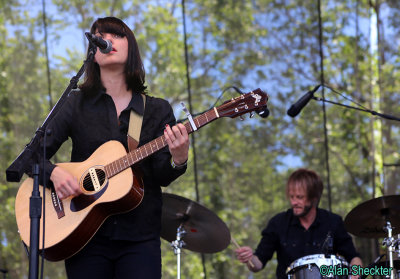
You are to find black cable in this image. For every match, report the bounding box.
[40,130,48,279]
[40,1,51,278]
[41,0,53,109]
[322,84,400,170]
[317,0,332,212]
[323,84,370,111]
[181,1,206,278]
[210,86,244,108]
[176,86,247,123]
[181,0,198,203]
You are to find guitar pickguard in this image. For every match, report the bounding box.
[68,165,109,212]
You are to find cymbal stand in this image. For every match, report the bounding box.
[382,221,395,279]
[171,224,186,279]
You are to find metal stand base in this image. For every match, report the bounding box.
[171,224,186,279]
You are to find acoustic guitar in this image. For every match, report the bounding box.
[15,89,268,261]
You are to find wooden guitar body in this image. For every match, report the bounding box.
[15,140,144,261]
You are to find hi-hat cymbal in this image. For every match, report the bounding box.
[344,195,400,238]
[161,193,231,253]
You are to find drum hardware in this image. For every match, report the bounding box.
[286,254,348,279]
[345,195,400,279]
[160,193,231,278]
[344,195,400,238]
[395,234,400,258]
[382,221,396,279]
[170,224,186,279]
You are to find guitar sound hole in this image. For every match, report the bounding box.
[82,168,106,192]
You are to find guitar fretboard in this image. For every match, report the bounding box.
[104,107,219,178]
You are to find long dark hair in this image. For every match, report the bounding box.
[79,17,146,94]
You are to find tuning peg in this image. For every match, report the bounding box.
[249,112,255,118]
[239,115,245,121]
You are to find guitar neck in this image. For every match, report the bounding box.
[104,107,219,178]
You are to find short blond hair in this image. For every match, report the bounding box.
[286,168,323,206]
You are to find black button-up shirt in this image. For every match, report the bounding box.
[254,208,360,279]
[43,89,186,242]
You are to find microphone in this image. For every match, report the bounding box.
[256,106,270,118]
[85,32,112,54]
[287,84,321,117]
[322,231,333,257]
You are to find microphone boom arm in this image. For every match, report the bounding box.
[312,96,400,122]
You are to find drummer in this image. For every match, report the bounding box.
[235,168,362,279]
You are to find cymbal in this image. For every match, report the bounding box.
[344,195,400,238]
[161,193,231,253]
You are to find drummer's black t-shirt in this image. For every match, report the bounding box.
[254,208,360,279]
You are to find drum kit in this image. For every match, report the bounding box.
[287,195,400,279]
[287,254,349,279]
[160,193,231,279]
[160,193,400,279]
[345,195,400,279]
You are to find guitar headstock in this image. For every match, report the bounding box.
[216,88,269,118]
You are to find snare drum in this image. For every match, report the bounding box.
[287,254,349,279]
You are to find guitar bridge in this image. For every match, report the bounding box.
[51,187,65,219]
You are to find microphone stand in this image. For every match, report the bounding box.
[312,96,400,122]
[5,43,97,279]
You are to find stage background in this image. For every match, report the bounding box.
[1,0,400,278]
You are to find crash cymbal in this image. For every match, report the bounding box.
[344,195,400,238]
[161,193,231,253]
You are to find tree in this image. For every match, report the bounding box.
[2,0,399,278]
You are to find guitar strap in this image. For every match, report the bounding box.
[51,94,146,220]
[127,94,146,151]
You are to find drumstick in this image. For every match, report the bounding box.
[231,236,255,268]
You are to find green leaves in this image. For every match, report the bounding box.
[2,0,400,277]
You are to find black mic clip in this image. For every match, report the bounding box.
[322,231,333,258]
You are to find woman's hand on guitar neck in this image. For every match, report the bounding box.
[164,123,189,165]
[50,166,83,200]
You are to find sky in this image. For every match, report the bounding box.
[9,0,387,174]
